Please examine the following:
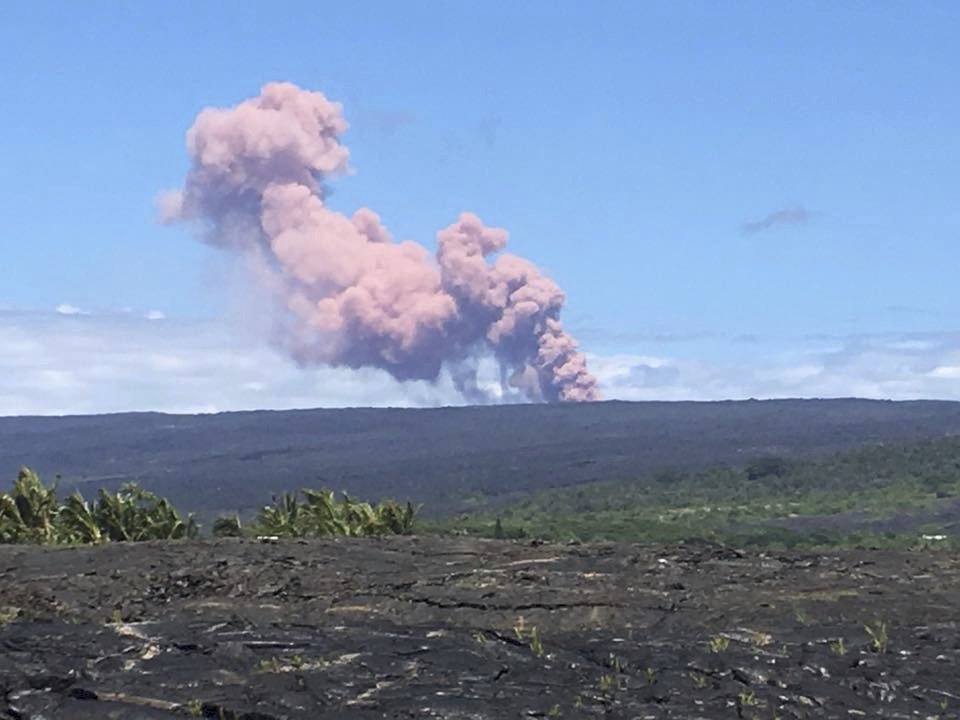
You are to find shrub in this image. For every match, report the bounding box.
[1,467,198,545]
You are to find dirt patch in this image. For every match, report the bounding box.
[1,537,958,718]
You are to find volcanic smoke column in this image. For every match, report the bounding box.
[161,82,599,402]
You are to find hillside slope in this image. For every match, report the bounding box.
[3,399,960,518]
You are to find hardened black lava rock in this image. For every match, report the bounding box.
[1,537,958,718]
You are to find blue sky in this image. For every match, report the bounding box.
[2,2,959,413]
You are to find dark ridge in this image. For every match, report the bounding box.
[3,398,960,518]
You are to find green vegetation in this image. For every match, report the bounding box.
[5,434,960,550]
[422,436,960,550]
[512,621,544,657]
[864,619,889,654]
[211,513,244,537]
[828,637,846,656]
[0,467,199,545]
[709,634,730,653]
[0,466,418,545]
[249,489,417,538]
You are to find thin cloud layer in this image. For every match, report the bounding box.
[3,310,960,416]
[741,206,811,235]
[0,310,465,416]
[591,332,960,402]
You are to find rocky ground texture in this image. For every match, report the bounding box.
[0,537,958,719]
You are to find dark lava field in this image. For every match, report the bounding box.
[1,537,958,719]
[5,398,960,518]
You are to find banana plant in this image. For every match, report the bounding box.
[212,513,244,537]
[374,499,419,535]
[337,492,381,536]
[0,493,23,543]
[0,467,60,544]
[256,491,303,536]
[2,467,416,545]
[301,489,349,536]
[95,483,199,541]
[58,491,104,544]
[253,488,420,537]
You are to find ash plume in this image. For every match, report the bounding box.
[162,82,598,403]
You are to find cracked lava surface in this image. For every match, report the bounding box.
[1,536,959,718]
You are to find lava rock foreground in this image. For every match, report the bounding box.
[0,537,958,719]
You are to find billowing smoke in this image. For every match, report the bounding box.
[161,82,599,403]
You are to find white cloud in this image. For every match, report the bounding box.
[928,365,960,380]
[593,333,960,402]
[2,309,960,416]
[145,310,166,320]
[55,304,86,316]
[0,310,465,416]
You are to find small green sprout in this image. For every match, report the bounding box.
[606,653,623,672]
[864,619,888,654]
[709,634,730,653]
[828,637,846,656]
[527,626,544,657]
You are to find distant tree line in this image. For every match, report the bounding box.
[0,467,417,546]
[424,436,960,549]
